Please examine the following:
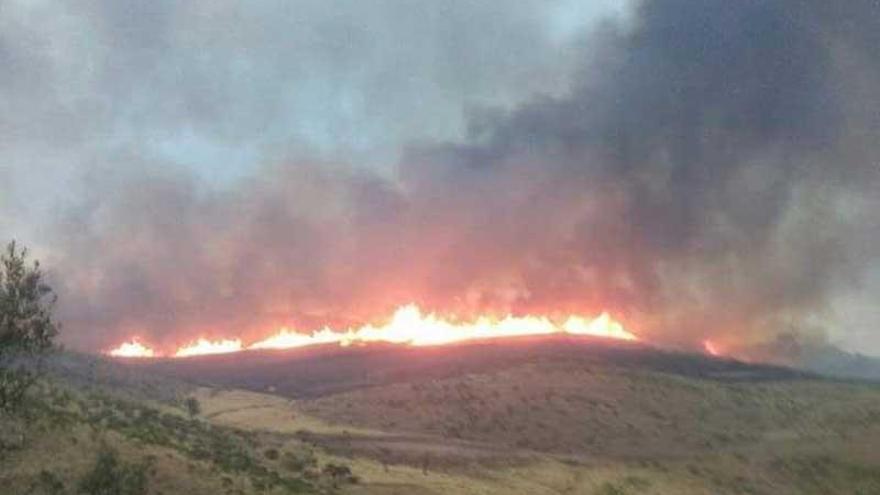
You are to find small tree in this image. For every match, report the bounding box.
[78,449,149,495]
[183,396,200,419]
[0,241,59,413]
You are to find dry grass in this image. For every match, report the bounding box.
[193,387,382,437]
[199,357,880,495]
[6,344,880,494]
[296,360,880,458]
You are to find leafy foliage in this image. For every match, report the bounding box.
[67,390,318,492]
[0,241,59,412]
[27,470,66,495]
[77,449,149,495]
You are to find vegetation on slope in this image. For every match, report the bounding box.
[0,242,357,494]
[291,358,880,495]
[0,373,367,494]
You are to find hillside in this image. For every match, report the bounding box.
[139,335,880,495]
[0,358,360,495]
[139,335,811,397]
[3,338,880,494]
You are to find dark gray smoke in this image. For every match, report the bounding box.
[42,0,880,352]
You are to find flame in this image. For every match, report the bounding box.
[703,339,721,357]
[250,327,347,350]
[562,313,635,340]
[252,305,637,349]
[107,339,156,358]
[107,304,637,358]
[173,338,243,358]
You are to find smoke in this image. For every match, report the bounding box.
[23,0,880,352]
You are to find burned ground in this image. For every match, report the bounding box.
[143,335,814,398]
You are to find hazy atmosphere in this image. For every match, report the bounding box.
[6,3,880,495]
[1,0,878,355]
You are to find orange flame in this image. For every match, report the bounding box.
[173,338,243,358]
[252,305,637,348]
[107,339,156,358]
[703,339,721,357]
[107,304,637,358]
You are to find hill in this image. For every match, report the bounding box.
[0,353,361,494]
[4,337,880,494]
[138,335,880,495]
[137,335,812,398]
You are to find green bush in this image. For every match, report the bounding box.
[0,241,59,414]
[183,397,200,419]
[77,449,149,495]
[27,469,66,495]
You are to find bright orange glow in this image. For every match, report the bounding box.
[108,340,156,358]
[251,305,637,349]
[106,304,637,358]
[173,338,243,358]
[249,327,346,350]
[703,339,721,357]
[562,312,636,341]
[253,305,637,349]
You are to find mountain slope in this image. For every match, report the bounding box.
[135,335,880,495]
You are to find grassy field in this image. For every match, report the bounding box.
[179,339,880,495]
[3,339,880,494]
[189,363,880,495]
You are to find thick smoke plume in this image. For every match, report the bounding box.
[46,0,880,352]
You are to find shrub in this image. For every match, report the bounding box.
[322,463,355,487]
[77,449,149,495]
[281,450,316,472]
[27,469,66,495]
[0,241,59,413]
[183,397,200,419]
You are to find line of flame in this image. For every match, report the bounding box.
[173,338,243,357]
[106,304,638,358]
[108,339,156,358]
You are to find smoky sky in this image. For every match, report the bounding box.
[1,0,879,354]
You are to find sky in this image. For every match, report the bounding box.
[0,0,626,236]
[0,0,878,356]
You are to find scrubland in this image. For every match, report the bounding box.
[4,339,880,494]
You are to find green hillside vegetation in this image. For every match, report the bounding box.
[0,242,352,494]
[0,376,358,494]
[6,355,880,495]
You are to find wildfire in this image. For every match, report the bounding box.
[703,339,721,357]
[174,338,243,358]
[106,304,637,359]
[107,339,156,358]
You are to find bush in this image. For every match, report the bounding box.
[281,450,317,472]
[0,367,33,413]
[0,241,59,413]
[77,449,149,495]
[27,470,66,495]
[322,463,355,487]
[183,397,200,419]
